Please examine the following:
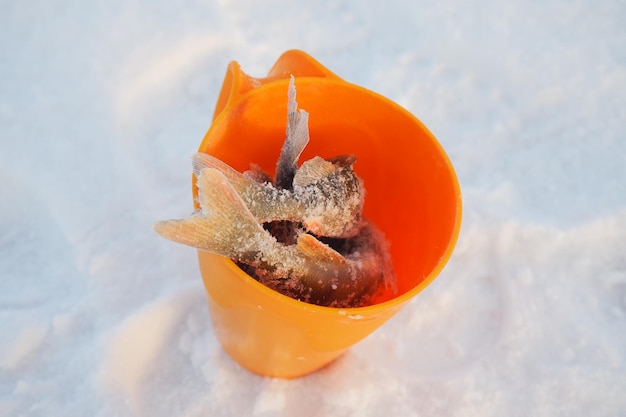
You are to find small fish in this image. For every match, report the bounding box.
[154,167,394,307]
[154,76,396,307]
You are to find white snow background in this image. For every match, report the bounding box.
[1,1,625,416]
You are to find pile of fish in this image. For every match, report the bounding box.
[155,78,396,307]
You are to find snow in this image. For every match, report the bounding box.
[1,0,625,416]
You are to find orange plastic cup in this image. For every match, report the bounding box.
[195,50,462,378]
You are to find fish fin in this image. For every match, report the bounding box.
[154,215,230,254]
[193,153,276,213]
[292,156,338,188]
[155,168,269,260]
[287,74,297,114]
[194,153,302,224]
[192,153,253,194]
[244,164,273,184]
[327,154,357,168]
[275,76,310,189]
[296,233,347,265]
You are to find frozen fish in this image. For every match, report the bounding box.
[154,76,396,307]
[155,168,394,307]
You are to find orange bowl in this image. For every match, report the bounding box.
[194,50,462,378]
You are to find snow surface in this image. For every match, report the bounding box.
[1,0,625,416]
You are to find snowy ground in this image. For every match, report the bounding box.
[2,1,626,416]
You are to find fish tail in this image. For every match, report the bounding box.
[193,153,303,223]
[154,168,271,262]
[193,153,253,194]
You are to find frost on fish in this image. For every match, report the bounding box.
[155,76,396,308]
[192,153,364,238]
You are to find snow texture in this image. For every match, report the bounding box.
[1,0,625,416]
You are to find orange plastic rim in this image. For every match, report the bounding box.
[194,50,462,378]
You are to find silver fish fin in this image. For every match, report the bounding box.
[155,168,269,260]
[287,74,297,114]
[192,153,273,211]
[292,156,338,188]
[275,76,310,189]
[195,168,261,230]
[296,233,347,265]
[154,215,229,254]
[192,153,251,192]
[194,153,301,223]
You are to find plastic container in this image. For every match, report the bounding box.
[195,50,462,378]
